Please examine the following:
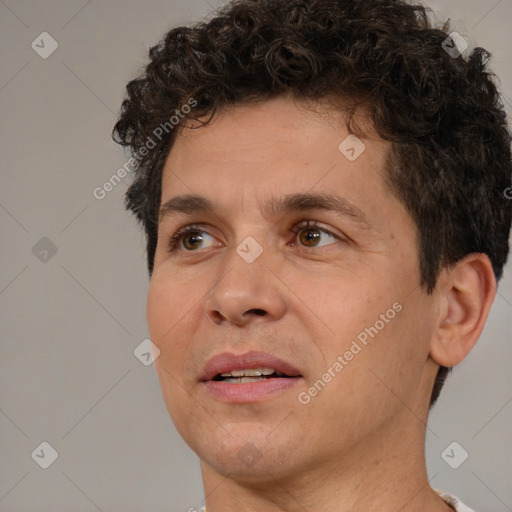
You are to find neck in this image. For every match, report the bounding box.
[199,414,452,512]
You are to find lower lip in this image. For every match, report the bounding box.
[203,377,302,403]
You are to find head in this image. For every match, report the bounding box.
[113,0,511,484]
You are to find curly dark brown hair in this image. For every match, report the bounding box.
[113,0,512,407]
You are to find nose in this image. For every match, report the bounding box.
[203,241,288,327]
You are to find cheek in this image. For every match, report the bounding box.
[357,294,436,400]
[146,270,201,383]
[146,273,200,431]
[316,278,433,394]
[146,277,169,339]
[146,267,199,339]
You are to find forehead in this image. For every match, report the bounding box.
[162,96,387,188]
[158,96,399,231]
[173,96,375,150]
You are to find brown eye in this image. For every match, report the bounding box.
[291,220,339,248]
[168,225,217,252]
[298,228,322,247]
[182,232,204,250]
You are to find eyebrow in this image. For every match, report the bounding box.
[159,192,370,226]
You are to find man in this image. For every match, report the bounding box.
[113,0,511,510]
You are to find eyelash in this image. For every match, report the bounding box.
[167,220,342,253]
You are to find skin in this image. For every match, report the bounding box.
[146,95,496,511]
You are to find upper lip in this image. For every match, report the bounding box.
[199,350,302,381]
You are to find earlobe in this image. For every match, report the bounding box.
[429,254,497,367]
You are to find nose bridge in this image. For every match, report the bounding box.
[203,232,287,325]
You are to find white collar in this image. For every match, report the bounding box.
[436,490,477,511]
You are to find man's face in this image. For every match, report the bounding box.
[147,96,439,481]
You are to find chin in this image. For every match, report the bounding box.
[200,451,296,485]
[193,424,301,480]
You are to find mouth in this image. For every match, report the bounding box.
[199,351,303,402]
[212,367,294,383]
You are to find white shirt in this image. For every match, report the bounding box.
[198,491,476,511]
[437,490,476,511]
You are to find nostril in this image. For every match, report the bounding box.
[249,309,266,316]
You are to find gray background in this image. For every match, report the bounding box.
[0,1,511,511]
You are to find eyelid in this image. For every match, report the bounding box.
[167,223,216,252]
[290,219,339,236]
[166,219,345,253]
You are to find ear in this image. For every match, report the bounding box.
[430,253,497,367]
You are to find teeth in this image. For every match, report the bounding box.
[240,368,260,377]
[240,376,264,383]
[220,367,276,377]
[222,376,267,384]
[231,369,248,377]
